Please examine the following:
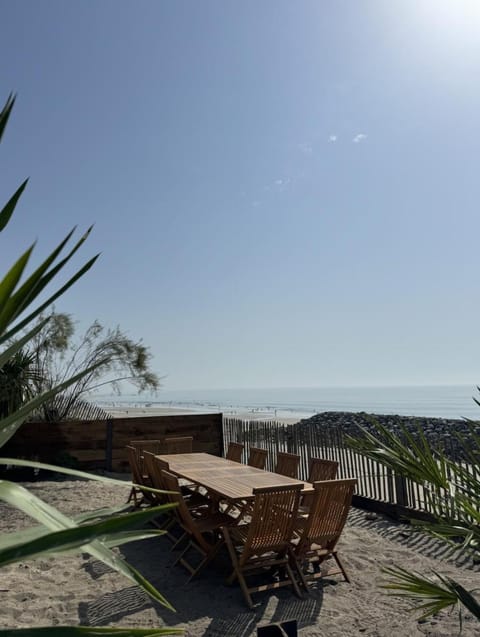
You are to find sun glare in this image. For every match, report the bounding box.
[419,0,480,36]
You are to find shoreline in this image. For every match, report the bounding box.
[107,405,306,425]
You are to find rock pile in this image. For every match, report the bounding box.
[296,411,480,462]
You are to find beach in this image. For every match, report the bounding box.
[108,405,303,425]
[1,478,478,636]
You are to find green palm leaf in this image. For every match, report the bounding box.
[381,567,459,618]
[0,227,98,338]
[0,92,182,633]
[0,93,15,144]
[0,315,50,370]
[0,481,175,611]
[0,458,164,496]
[0,179,28,233]
[0,360,107,447]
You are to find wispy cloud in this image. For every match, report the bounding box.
[352,133,367,143]
[274,177,291,191]
[298,142,313,154]
[328,134,337,143]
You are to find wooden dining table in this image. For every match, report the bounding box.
[155,452,314,503]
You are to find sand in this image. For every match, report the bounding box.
[0,478,478,636]
[109,405,302,425]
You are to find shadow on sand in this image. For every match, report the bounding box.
[78,535,328,635]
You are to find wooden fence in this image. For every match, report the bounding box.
[223,417,479,521]
[3,413,224,473]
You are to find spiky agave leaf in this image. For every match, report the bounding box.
[0,93,183,633]
[382,566,480,621]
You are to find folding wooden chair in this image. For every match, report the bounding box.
[291,478,357,588]
[142,453,208,545]
[275,452,300,478]
[126,445,149,507]
[307,457,339,482]
[129,439,162,455]
[162,470,236,580]
[247,447,268,469]
[222,483,303,608]
[300,458,340,511]
[226,441,244,463]
[141,451,178,536]
[165,436,193,454]
[129,440,162,485]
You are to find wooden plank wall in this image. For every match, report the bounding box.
[112,413,224,471]
[2,419,108,469]
[3,413,224,472]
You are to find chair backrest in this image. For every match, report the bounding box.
[240,484,302,565]
[275,452,300,478]
[141,451,166,504]
[307,458,339,483]
[165,436,193,454]
[296,479,357,556]
[161,469,209,551]
[126,445,143,484]
[129,439,162,455]
[248,447,268,469]
[226,441,244,463]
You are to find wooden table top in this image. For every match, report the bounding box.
[156,452,314,501]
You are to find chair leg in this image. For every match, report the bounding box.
[285,560,303,599]
[223,528,240,585]
[288,548,309,592]
[170,529,188,550]
[332,551,350,583]
[175,539,223,582]
[237,570,254,609]
[222,528,255,607]
[127,486,144,508]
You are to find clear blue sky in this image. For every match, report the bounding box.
[2,1,480,390]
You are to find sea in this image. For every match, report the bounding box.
[93,384,480,422]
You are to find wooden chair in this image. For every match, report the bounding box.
[307,457,339,482]
[129,439,162,481]
[300,458,340,511]
[161,470,235,580]
[291,478,357,588]
[143,453,209,545]
[165,436,193,454]
[275,451,300,478]
[129,439,162,455]
[142,452,168,505]
[247,446,268,469]
[226,441,244,463]
[222,483,303,608]
[126,445,149,507]
[141,451,178,538]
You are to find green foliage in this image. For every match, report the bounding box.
[0,350,38,418]
[0,93,180,635]
[347,418,480,625]
[28,312,161,421]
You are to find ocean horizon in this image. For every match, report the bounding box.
[92,384,480,421]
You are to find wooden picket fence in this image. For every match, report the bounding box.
[223,417,479,521]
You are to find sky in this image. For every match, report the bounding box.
[2,1,480,391]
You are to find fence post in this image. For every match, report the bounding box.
[105,419,113,472]
[394,473,409,507]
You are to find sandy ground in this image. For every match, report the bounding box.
[0,478,478,636]
[109,406,302,425]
